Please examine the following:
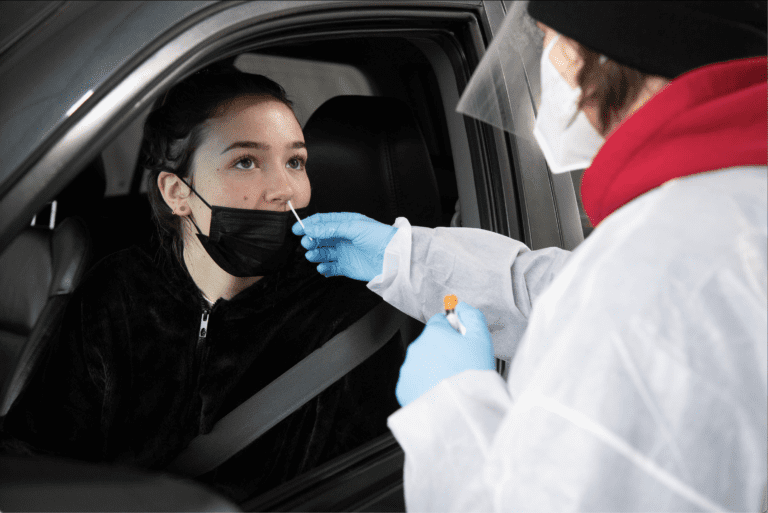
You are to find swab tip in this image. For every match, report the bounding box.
[287,200,313,241]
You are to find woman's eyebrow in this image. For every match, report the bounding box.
[221,141,306,154]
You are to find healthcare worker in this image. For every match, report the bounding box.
[293,1,767,511]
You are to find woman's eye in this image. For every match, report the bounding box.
[234,157,256,170]
[287,157,305,170]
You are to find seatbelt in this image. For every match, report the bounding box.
[166,301,407,477]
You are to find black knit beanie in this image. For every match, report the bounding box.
[527,1,767,78]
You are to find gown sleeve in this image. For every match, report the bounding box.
[368,218,571,360]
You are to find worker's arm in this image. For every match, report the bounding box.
[294,214,570,361]
[367,217,570,361]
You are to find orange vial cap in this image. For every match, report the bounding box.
[443,294,458,311]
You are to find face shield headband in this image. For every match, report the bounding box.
[178,178,310,278]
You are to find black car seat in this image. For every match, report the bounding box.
[304,95,442,227]
[55,155,107,261]
[304,95,443,347]
[0,220,91,417]
[0,158,104,417]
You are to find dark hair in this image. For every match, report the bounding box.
[573,42,654,137]
[140,60,295,265]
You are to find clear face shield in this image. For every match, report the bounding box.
[457,1,544,137]
[457,1,605,174]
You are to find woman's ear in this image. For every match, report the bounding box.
[157,171,192,216]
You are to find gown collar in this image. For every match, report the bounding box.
[581,56,767,227]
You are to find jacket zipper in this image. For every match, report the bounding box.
[192,308,211,433]
[196,308,210,376]
[198,309,210,345]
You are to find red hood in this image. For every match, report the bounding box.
[581,56,767,227]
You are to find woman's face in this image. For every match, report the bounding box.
[185,96,310,235]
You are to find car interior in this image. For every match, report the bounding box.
[0,31,461,507]
[0,14,593,510]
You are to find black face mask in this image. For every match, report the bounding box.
[181,179,310,278]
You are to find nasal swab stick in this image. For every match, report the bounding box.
[443,294,467,335]
[287,200,313,241]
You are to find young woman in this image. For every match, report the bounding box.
[2,63,403,501]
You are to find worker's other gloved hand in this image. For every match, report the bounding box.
[292,212,398,282]
[396,302,495,407]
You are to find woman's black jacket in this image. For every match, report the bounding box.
[2,243,403,501]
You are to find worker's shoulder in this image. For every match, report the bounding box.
[597,165,766,257]
[595,167,762,294]
[657,165,767,229]
[552,167,765,317]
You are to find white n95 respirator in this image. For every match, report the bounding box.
[532,35,605,174]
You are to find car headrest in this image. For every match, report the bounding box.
[303,96,442,227]
[0,218,90,335]
[0,217,92,416]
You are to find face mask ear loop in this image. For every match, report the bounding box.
[186,212,205,236]
[178,177,214,210]
[177,177,210,236]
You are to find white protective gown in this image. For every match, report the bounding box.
[369,166,767,512]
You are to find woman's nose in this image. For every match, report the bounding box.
[263,164,294,204]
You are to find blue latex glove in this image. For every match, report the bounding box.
[292,212,398,282]
[395,302,496,407]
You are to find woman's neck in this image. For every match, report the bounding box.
[182,229,261,303]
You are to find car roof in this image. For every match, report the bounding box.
[0,0,217,196]
[0,1,60,56]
